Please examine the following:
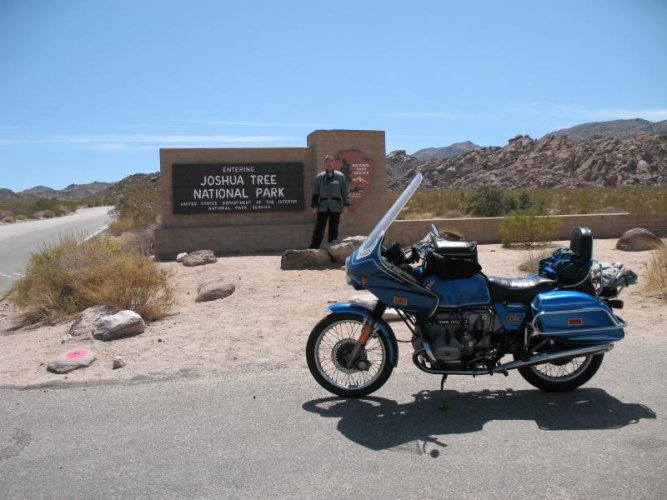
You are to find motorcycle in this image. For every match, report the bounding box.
[306,173,637,398]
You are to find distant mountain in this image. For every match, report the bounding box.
[387,132,667,190]
[0,181,115,203]
[17,186,60,200]
[546,118,667,142]
[412,141,481,161]
[0,188,19,202]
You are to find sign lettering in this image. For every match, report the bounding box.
[172,163,304,214]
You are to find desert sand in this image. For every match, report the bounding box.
[0,239,664,388]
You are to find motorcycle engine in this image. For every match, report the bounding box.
[415,310,502,364]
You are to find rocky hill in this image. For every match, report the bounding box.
[387,132,667,190]
[547,118,667,142]
[412,141,481,161]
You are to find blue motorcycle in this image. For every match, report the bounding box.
[306,174,637,397]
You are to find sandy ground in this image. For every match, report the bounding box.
[0,239,664,388]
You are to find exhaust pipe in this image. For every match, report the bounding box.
[492,343,614,373]
[413,344,614,376]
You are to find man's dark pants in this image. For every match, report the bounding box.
[310,210,341,249]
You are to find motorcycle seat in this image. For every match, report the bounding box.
[486,274,557,303]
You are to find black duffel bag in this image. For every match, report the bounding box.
[424,240,481,279]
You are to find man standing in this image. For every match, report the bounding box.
[309,154,350,249]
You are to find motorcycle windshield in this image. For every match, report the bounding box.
[356,173,423,259]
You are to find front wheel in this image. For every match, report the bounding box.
[306,313,393,397]
[516,353,604,392]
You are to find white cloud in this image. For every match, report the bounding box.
[174,119,328,128]
[0,134,295,149]
[381,111,471,120]
[84,143,127,151]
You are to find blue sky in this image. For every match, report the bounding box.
[1,0,666,191]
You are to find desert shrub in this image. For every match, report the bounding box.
[0,198,81,222]
[500,209,562,247]
[644,246,667,301]
[12,235,172,324]
[109,176,160,233]
[393,186,667,219]
[79,253,173,321]
[34,210,56,219]
[518,191,533,210]
[518,249,554,273]
[467,187,517,217]
[468,187,505,216]
[117,229,155,256]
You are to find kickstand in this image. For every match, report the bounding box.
[438,374,448,411]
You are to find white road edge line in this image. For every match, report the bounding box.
[83,224,110,242]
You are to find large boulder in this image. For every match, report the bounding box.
[616,228,664,252]
[182,250,217,266]
[195,280,236,303]
[281,249,333,270]
[92,310,146,341]
[326,236,366,263]
[47,348,96,374]
[69,305,116,338]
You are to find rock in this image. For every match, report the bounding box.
[616,228,665,251]
[92,310,146,341]
[326,236,366,262]
[280,249,333,270]
[176,252,188,263]
[195,280,236,302]
[112,355,126,370]
[182,250,217,266]
[47,348,96,374]
[69,305,116,338]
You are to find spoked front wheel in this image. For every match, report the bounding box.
[306,313,393,397]
[517,353,604,392]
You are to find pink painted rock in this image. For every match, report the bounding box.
[47,348,96,374]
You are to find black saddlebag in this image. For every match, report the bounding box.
[425,240,481,280]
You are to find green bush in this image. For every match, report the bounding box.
[467,187,518,217]
[468,187,505,216]
[109,176,160,234]
[12,235,173,325]
[500,209,562,247]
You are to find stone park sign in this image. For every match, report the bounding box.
[154,130,388,259]
[172,163,304,214]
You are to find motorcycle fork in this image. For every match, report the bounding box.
[346,302,387,369]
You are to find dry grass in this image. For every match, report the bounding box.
[395,186,667,219]
[644,246,667,300]
[500,210,562,248]
[518,249,555,274]
[11,235,173,325]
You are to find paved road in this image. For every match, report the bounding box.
[0,207,113,298]
[0,337,665,499]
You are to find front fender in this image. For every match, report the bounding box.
[328,302,399,367]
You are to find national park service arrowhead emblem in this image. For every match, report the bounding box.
[335,150,373,212]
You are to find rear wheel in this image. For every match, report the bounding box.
[306,313,393,397]
[516,353,604,392]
